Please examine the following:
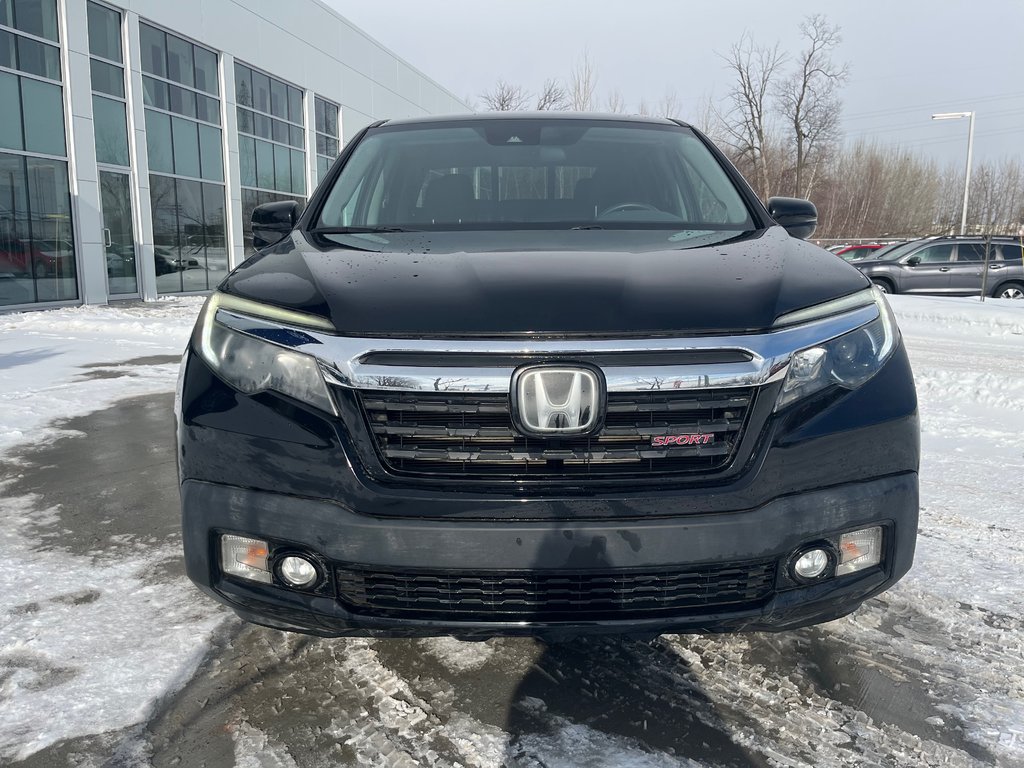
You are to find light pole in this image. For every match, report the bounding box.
[931,111,975,235]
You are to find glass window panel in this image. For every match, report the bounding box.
[236,107,253,134]
[193,45,217,95]
[234,62,251,106]
[315,133,327,156]
[270,78,286,120]
[13,0,58,42]
[0,0,12,28]
[195,94,219,125]
[142,75,167,110]
[201,182,226,286]
[314,98,325,134]
[272,118,287,144]
[89,58,123,98]
[325,137,338,157]
[167,83,196,118]
[150,173,181,293]
[87,1,121,62]
[287,86,302,125]
[144,109,172,173]
[100,170,137,295]
[238,135,255,187]
[0,152,32,305]
[198,123,222,182]
[138,23,165,78]
[171,116,199,177]
[241,187,258,254]
[316,155,328,182]
[0,72,23,150]
[25,156,77,301]
[273,142,290,192]
[255,138,273,189]
[251,70,269,113]
[325,103,338,137]
[0,29,14,71]
[175,178,204,290]
[21,77,64,156]
[92,94,128,166]
[290,149,304,196]
[254,112,272,140]
[165,34,194,88]
[289,124,303,149]
[16,37,60,80]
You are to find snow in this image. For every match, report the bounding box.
[0,298,205,456]
[0,298,220,762]
[0,293,1022,765]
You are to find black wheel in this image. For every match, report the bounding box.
[994,281,1024,300]
[870,278,894,294]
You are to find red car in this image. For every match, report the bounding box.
[835,244,886,261]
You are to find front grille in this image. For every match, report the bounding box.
[335,561,777,621]
[358,388,754,479]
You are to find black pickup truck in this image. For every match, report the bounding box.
[175,114,919,639]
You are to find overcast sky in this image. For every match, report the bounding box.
[327,0,1022,168]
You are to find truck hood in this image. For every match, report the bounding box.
[223,227,869,337]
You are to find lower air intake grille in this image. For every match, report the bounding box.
[335,561,777,621]
[357,388,754,479]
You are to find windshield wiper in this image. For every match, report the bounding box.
[312,226,420,234]
[570,224,604,230]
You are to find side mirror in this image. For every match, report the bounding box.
[252,201,301,250]
[906,255,921,267]
[766,197,817,240]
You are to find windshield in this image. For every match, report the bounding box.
[315,119,755,235]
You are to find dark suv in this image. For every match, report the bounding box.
[176,115,919,639]
[855,236,1024,298]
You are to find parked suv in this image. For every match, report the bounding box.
[176,115,919,638]
[855,236,1024,298]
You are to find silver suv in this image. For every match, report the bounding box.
[855,236,1024,299]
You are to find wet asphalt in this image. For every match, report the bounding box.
[2,376,995,767]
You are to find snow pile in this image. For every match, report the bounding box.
[0,299,204,455]
[0,298,219,762]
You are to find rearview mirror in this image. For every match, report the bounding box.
[766,197,817,240]
[906,255,921,267]
[252,201,301,250]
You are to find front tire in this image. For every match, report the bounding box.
[870,278,894,294]
[994,281,1024,300]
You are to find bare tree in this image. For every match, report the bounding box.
[716,32,786,199]
[775,15,848,198]
[605,89,627,114]
[535,78,569,111]
[657,89,683,119]
[569,50,598,111]
[480,79,531,112]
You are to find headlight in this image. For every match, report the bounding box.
[776,288,897,410]
[195,292,337,415]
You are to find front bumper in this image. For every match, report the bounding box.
[182,472,918,638]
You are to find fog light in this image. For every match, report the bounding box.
[793,548,831,580]
[220,534,272,584]
[837,527,883,576]
[277,555,319,588]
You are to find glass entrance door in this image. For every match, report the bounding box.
[99,170,139,296]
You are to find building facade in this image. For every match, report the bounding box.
[0,0,467,309]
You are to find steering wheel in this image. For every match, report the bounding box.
[597,202,661,217]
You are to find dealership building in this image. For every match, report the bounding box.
[0,0,467,309]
